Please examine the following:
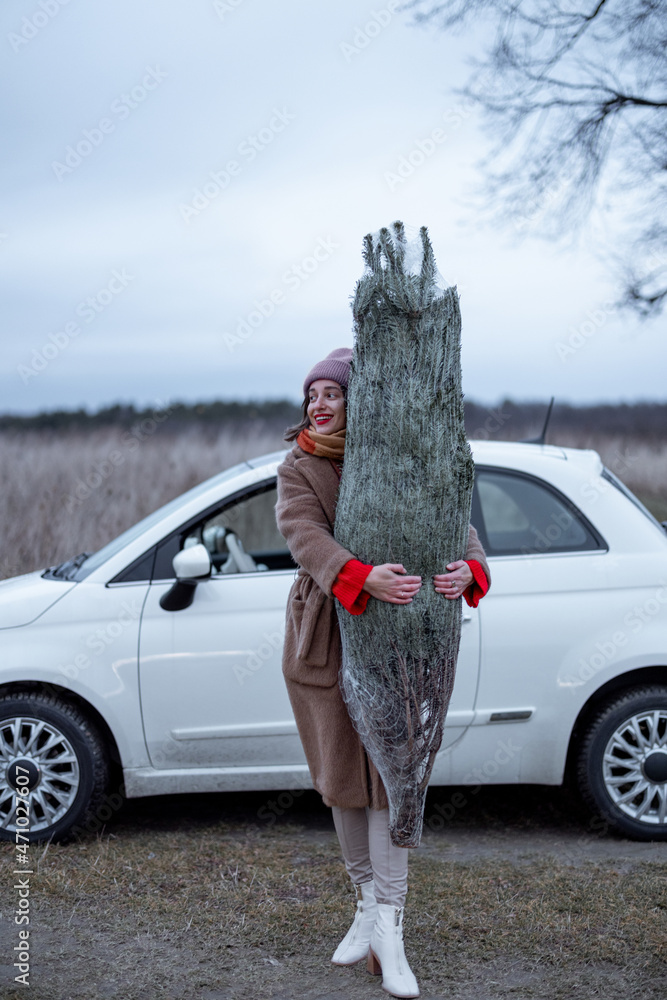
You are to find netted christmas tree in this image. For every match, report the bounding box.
[334,221,474,848]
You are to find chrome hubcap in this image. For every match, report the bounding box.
[603,709,667,826]
[0,715,80,833]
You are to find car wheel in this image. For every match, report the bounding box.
[0,690,109,843]
[577,686,667,840]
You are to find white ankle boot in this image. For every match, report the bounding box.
[367,903,419,998]
[331,879,378,965]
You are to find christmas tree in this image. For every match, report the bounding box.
[335,221,474,847]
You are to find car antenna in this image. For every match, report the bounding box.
[522,397,555,445]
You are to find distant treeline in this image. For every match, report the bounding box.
[464,400,667,442]
[0,400,299,432]
[0,398,665,442]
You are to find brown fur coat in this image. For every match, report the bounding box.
[275,443,490,810]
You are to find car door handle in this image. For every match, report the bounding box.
[462,612,472,623]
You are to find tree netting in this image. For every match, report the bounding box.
[334,221,474,848]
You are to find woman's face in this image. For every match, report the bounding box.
[307,379,346,434]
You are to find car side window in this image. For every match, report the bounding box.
[200,485,293,574]
[474,469,604,556]
[152,482,296,579]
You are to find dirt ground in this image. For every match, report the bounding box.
[1,784,665,1000]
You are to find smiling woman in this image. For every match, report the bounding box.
[307,380,346,435]
[276,335,490,997]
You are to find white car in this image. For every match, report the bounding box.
[1,442,666,843]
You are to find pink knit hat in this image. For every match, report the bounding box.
[302,347,352,397]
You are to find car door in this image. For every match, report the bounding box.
[137,472,482,771]
[138,481,306,770]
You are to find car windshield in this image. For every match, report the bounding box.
[67,461,254,581]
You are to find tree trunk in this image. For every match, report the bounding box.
[334,222,474,847]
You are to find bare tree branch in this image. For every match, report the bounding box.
[403,0,667,316]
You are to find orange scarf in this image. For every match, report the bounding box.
[296,426,346,460]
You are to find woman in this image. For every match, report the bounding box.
[276,347,490,999]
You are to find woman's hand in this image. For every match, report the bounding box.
[433,560,473,600]
[363,564,422,604]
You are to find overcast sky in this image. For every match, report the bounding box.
[1,0,664,415]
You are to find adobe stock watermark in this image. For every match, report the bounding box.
[513,177,570,235]
[8,0,74,54]
[425,737,523,831]
[383,65,503,192]
[212,0,247,19]
[17,268,134,384]
[51,66,167,180]
[257,773,312,825]
[579,447,638,507]
[12,759,33,986]
[56,600,143,683]
[518,505,579,556]
[468,404,512,440]
[555,248,667,361]
[179,107,295,224]
[562,581,667,688]
[12,781,32,987]
[554,301,617,362]
[67,788,125,840]
[61,401,174,512]
[339,2,401,63]
[222,235,339,352]
[384,97,481,192]
[234,628,284,685]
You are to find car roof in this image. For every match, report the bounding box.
[470,440,603,476]
[248,441,601,468]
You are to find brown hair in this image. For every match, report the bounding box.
[284,397,310,442]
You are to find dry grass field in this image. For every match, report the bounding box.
[1,785,665,1000]
[0,425,286,581]
[1,426,665,581]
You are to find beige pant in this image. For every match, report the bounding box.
[331,806,409,906]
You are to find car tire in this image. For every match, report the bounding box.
[576,686,667,841]
[0,690,110,843]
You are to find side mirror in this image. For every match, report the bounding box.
[173,543,211,579]
[160,544,211,611]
